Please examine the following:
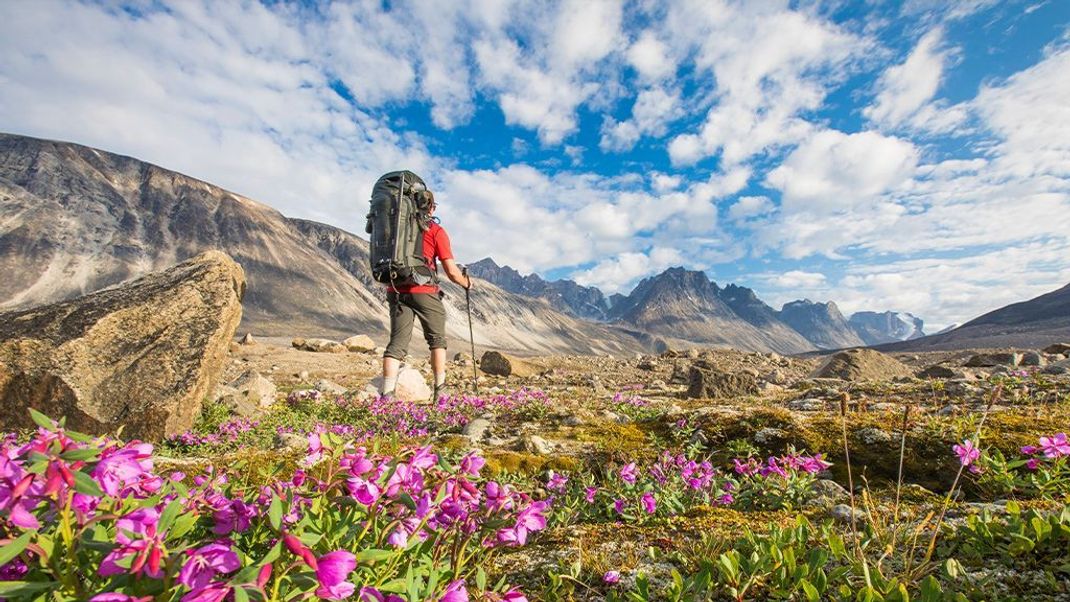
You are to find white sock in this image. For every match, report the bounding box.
[383,374,398,394]
[434,372,446,387]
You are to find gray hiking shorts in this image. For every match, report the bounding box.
[384,291,447,360]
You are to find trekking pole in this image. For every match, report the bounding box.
[462,266,478,393]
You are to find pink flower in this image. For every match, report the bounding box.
[180,583,232,602]
[619,463,638,485]
[315,550,357,600]
[282,533,318,570]
[1039,433,1070,458]
[178,542,240,589]
[1021,445,1039,455]
[90,596,153,602]
[1026,458,1041,470]
[459,453,485,476]
[359,588,406,602]
[584,487,598,503]
[546,471,568,491]
[496,501,548,546]
[212,499,255,535]
[953,440,980,466]
[347,477,382,506]
[613,498,626,514]
[502,589,528,602]
[603,570,621,584]
[440,580,469,602]
[640,492,657,514]
[717,493,734,505]
[99,508,165,579]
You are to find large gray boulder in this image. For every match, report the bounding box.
[686,363,759,399]
[0,251,245,440]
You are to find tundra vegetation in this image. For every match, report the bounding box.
[1,355,1069,601]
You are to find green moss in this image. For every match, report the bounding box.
[483,451,581,476]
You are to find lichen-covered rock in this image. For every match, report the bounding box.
[228,371,277,415]
[343,335,376,353]
[0,251,245,440]
[1018,351,1045,367]
[687,364,759,399]
[916,364,957,379]
[479,350,536,377]
[297,338,347,353]
[809,349,912,381]
[1042,343,1070,355]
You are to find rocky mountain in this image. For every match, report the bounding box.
[606,268,816,354]
[884,282,1070,351]
[0,133,648,356]
[466,258,611,321]
[848,311,925,345]
[778,300,865,350]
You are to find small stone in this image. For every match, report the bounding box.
[764,368,788,385]
[687,364,759,399]
[916,364,957,379]
[298,338,347,353]
[754,427,787,444]
[343,335,377,353]
[1019,351,1045,367]
[462,417,492,442]
[314,379,347,396]
[291,338,306,349]
[273,432,307,452]
[1042,361,1069,375]
[601,410,630,424]
[239,332,256,345]
[230,370,278,411]
[810,479,849,505]
[297,370,310,381]
[1042,343,1070,355]
[520,435,554,455]
[857,427,894,445]
[479,350,537,377]
[637,357,658,370]
[369,368,430,402]
[787,398,825,411]
[830,504,866,524]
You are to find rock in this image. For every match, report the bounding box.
[239,332,256,345]
[1019,351,1045,367]
[343,335,377,353]
[374,346,386,356]
[830,504,866,525]
[519,435,553,455]
[1042,343,1070,355]
[462,417,492,442]
[754,427,787,444]
[764,368,788,385]
[229,371,278,414]
[916,364,957,379]
[787,398,826,411]
[298,338,347,353]
[453,352,472,363]
[369,367,431,402]
[229,342,241,353]
[810,479,849,505]
[291,338,306,349]
[0,251,244,441]
[274,432,308,453]
[314,379,347,396]
[1042,360,1070,375]
[686,364,759,399]
[637,357,658,371]
[809,349,913,381]
[297,370,310,381]
[212,384,239,403]
[965,352,1022,368]
[857,427,894,445]
[479,351,536,377]
[669,362,690,385]
[601,409,630,424]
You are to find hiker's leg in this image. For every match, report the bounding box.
[411,293,448,386]
[382,292,414,393]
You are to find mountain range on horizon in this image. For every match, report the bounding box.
[2,132,1067,355]
[467,257,925,350]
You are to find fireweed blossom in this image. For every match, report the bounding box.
[953,440,980,466]
[641,492,657,514]
[315,550,358,600]
[603,570,622,584]
[1039,433,1070,458]
[546,471,568,491]
[619,462,638,485]
[99,508,167,579]
[178,542,240,589]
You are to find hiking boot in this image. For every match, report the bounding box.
[432,382,453,402]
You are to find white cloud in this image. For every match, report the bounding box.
[663,2,871,167]
[728,196,776,222]
[864,28,965,131]
[765,129,919,211]
[601,86,683,151]
[626,30,675,80]
[572,247,686,293]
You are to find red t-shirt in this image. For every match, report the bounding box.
[387,222,453,294]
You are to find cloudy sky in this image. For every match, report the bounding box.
[2,0,1069,330]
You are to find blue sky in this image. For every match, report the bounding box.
[1,0,1069,330]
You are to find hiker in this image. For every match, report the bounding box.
[379,189,472,401]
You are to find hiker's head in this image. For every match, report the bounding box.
[424,190,436,214]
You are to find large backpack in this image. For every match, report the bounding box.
[365,170,438,288]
